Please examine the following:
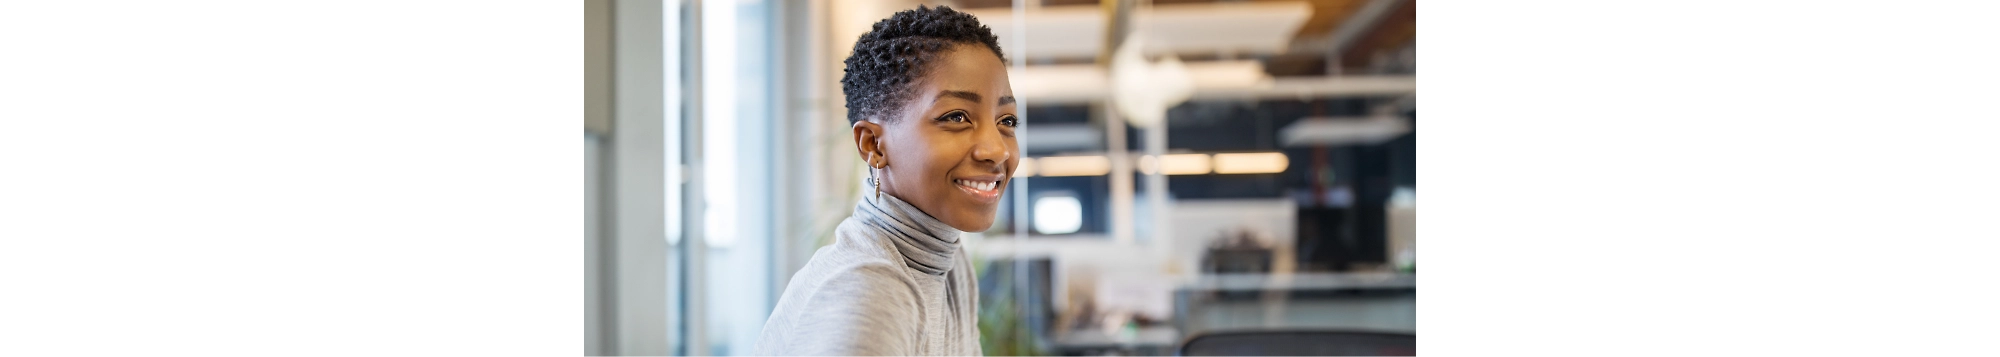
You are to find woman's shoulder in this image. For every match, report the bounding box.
[799,218,922,286]
[784,233,926,325]
[824,214,910,261]
[762,242,926,356]
[799,246,914,290]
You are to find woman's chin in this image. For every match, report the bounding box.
[942,209,997,232]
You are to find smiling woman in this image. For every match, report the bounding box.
[753,5,1013,356]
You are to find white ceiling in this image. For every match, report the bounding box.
[965,2,1313,60]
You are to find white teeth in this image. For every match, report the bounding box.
[957,179,998,191]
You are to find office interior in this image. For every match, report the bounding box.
[584,0,1416,355]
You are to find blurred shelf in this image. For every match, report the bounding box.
[1280,116,1412,147]
[1184,272,1416,292]
[1053,326,1181,355]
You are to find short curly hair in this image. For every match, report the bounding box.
[842,5,1007,125]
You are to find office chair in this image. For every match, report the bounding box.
[1177,329,1416,356]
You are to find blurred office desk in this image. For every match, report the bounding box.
[1052,326,1179,356]
[1175,273,1417,337]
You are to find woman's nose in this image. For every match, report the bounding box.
[969,126,1010,165]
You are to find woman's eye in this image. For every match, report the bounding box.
[938,111,969,123]
[999,116,1019,128]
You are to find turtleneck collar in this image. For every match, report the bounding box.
[852,193,964,276]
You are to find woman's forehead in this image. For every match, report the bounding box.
[915,48,1013,105]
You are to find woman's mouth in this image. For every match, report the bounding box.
[954,178,1002,202]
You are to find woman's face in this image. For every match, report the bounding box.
[857,44,1018,232]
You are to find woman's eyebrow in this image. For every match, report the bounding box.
[934,90,981,104]
[933,90,1014,106]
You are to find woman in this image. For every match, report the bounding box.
[754,5,1016,356]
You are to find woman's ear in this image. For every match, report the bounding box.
[852,120,886,168]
